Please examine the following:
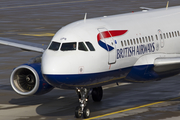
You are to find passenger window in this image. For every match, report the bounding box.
[139,38,142,43]
[175,31,177,37]
[169,32,171,38]
[85,42,95,51]
[133,39,136,44]
[156,35,158,40]
[145,37,148,42]
[166,33,169,38]
[49,41,61,51]
[172,32,174,37]
[124,40,127,46]
[121,41,123,47]
[163,33,166,39]
[61,42,76,51]
[151,35,154,41]
[78,42,88,51]
[130,39,133,45]
[142,37,145,43]
[127,40,130,45]
[178,31,180,36]
[148,36,151,42]
[136,38,139,44]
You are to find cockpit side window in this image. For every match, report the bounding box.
[61,42,76,51]
[78,42,88,51]
[48,41,60,51]
[85,42,95,51]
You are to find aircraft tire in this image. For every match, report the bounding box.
[83,106,90,118]
[75,106,82,118]
[92,86,103,102]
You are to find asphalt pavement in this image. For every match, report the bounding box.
[1,0,180,120]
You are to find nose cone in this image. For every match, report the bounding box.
[41,50,75,75]
[41,50,58,75]
[41,50,68,88]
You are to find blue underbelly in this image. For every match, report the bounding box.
[43,67,131,89]
[43,64,180,89]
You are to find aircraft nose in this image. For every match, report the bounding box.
[41,50,59,74]
[41,50,72,75]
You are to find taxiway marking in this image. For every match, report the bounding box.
[85,96,180,120]
[102,83,130,90]
[18,33,55,37]
[0,0,94,10]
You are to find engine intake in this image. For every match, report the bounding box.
[10,64,54,96]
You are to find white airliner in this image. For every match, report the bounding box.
[0,5,180,118]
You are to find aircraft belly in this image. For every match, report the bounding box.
[126,64,159,82]
[43,67,132,89]
[126,64,180,82]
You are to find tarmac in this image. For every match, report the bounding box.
[1,0,180,120]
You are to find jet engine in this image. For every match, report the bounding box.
[10,63,54,96]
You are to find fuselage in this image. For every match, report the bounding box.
[42,6,180,89]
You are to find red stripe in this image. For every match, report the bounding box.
[97,30,128,42]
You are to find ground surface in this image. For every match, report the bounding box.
[0,0,180,120]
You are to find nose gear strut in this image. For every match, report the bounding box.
[75,88,91,118]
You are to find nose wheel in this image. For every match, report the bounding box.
[75,106,90,118]
[75,88,91,118]
[75,106,82,118]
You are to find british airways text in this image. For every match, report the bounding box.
[117,43,155,59]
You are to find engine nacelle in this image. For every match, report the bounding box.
[10,63,54,96]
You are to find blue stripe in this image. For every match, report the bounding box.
[43,64,180,89]
[98,40,114,51]
[43,67,131,89]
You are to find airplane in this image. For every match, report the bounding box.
[0,4,180,118]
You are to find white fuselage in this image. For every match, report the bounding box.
[42,6,180,89]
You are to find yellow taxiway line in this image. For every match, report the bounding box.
[85,96,180,120]
[18,33,55,37]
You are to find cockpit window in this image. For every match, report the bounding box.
[85,42,95,51]
[78,42,88,51]
[48,41,60,51]
[61,42,76,51]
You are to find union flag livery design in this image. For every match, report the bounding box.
[97,30,128,51]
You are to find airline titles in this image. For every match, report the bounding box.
[117,42,155,59]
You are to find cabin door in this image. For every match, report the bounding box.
[158,29,164,48]
[98,28,116,64]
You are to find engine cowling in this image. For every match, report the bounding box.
[10,63,54,96]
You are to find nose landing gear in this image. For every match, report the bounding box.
[75,86,103,118]
[75,88,91,118]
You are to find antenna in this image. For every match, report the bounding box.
[166,1,169,10]
[84,13,87,22]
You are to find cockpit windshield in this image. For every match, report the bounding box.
[49,41,95,52]
[61,42,76,51]
[48,41,60,51]
[85,42,95,51]
[78,42,88,51]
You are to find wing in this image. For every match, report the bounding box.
[0,37,47,53]
[134,55,180,73]
[154,57,180,72]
